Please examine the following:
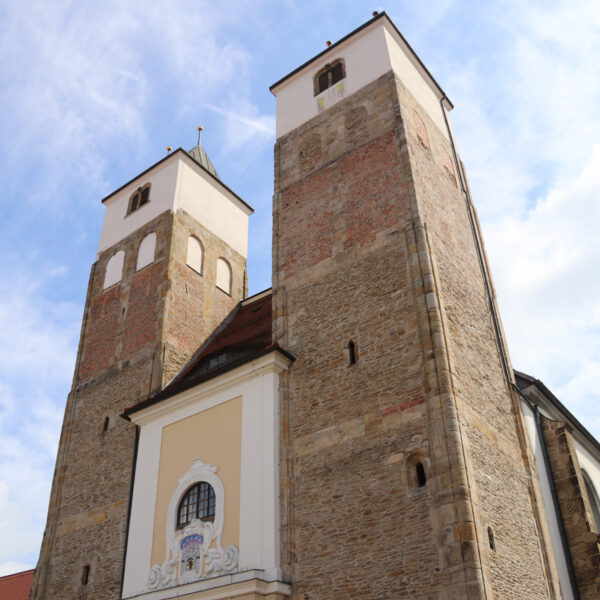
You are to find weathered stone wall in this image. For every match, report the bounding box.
[163,209,246,386]
[396,75,557,598]
[273,74,443,599]
[32,207,245,600]
[542,417,600,599]
[274,70,557,599]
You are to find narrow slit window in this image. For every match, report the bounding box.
[347,340,357,365]
[488,527,496,551]
[416,462,427,487]
[103,416,109,432]
[81,564,90,585]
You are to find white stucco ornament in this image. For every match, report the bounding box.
[148,457,239,590]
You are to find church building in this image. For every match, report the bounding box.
[29,12,600,600]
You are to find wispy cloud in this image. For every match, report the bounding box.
[444,0,600,434]
[0,260,80,567]
[205,102,275,151]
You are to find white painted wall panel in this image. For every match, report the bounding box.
[176,159,249,258]
[103,250,124,289]
[522,402,575,600]
[136,232,156,271]
[98,158,180,253]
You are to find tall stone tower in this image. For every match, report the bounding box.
[271,12,559,599]
[31,142,252,600]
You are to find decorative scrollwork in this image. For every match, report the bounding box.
[147,457,238,591]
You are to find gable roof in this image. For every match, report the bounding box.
[123,289,293,417]
[0,570,34,600]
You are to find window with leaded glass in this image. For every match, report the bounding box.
[177,482,216,529]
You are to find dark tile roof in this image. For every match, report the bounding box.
[0,570,34,600]
[123,289,293,417]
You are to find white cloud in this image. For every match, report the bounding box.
[205,101,275,151]
[0,261,79,567]
[447,1,600,436]
[0,560,33,577]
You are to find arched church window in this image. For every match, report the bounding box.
[582,469,600,532]
[186,235,204,274]
[177,482,216,529]
[136,232,156,271]
[314,59,346,95]
[103,250,124,289]
[216,257,232,295]
[127,183,151,215]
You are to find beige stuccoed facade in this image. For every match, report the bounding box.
[29,10,600,600]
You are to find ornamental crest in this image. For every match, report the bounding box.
[148,457,239,590]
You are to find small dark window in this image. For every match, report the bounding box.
[177,482,216,529]
[81,564,90,586]
[318,71,329,94]
[139,186,150,207]
[488,527,496,551]
[347,340,357,365]
[314,59,346,95]
[102,416,109,432]
[416,462,427,487]
[331,62,344,84]
[127,184,151,215]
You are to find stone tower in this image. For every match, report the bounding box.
[271,12,559,599]
[30,143,252,600]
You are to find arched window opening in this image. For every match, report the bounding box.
[216,257,232,295]
[81,564,90,586]
[487,527,496,551]
[136,232,156,271]
[314,59,346,95]
[186,235,204,274]
[103,250,125,289]
[347,340,357,365]
[177,482,216,530]
[127,183,151,215]
[582,469,600,532]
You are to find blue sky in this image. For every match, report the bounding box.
[1,0,599,576]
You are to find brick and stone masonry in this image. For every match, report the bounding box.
[30,208,246,600]
[273,70,559,599]
[541,417,600,599]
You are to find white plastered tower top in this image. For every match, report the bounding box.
[97,146,253,258]
[270,11,453,140]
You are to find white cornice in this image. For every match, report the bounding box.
[123,571,289,600]
[129,351,292,427]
